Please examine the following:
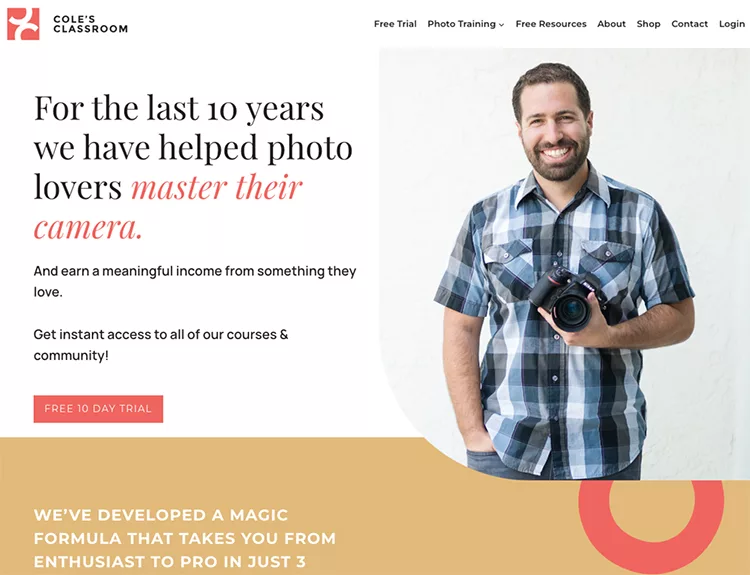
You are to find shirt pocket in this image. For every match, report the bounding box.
[578,240,634,303]
[482,238,536,303]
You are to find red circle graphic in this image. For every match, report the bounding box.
[578,480,724,574]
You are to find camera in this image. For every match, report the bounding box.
[528,266,608,332]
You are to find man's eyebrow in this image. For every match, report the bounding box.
[524,109,580,121]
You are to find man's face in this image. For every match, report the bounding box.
[516,82,593,182]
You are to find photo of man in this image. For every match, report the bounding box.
[434,63,695,480]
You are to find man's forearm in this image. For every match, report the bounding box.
[605,299,695,350]
[539,296,695,350]
[443,311,486,441]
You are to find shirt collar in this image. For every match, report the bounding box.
[515,161,611,209]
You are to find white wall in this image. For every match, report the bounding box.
[379,49,749,479]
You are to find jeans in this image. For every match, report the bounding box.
[466,450,642,480]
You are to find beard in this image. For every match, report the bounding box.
[523,131,590,182]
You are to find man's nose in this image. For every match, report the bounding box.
[543,122,565,143]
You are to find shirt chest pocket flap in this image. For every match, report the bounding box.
[579,240,634,299]
[482,238,535,302]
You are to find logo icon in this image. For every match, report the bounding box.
[7,8,39,40]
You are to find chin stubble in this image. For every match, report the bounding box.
[528,137,589,182]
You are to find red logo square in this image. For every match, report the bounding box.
[7,8,39,40]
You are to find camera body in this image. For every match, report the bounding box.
[528,266,609,332]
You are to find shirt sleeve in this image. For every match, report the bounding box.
[639,200,695,309]
[434,209,490,317]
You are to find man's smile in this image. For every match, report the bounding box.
[539,146,573,161]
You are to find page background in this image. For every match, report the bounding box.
[1,3,749,573]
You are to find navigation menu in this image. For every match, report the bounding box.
[372,18,747,30]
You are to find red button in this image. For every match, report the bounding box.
[34,396,163,423]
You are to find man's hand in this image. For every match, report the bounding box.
[464,430,495,453]
[537,291,613,348]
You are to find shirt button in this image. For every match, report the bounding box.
[605,250,612,257]
[556,251,563,257]
[554,334,560,340]
[552,375,559,382]
[552,261,558,267]
[551,415,559,422]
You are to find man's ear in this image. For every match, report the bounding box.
[587,110,594,134]
[515,121,522,139]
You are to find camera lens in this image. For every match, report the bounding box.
[561,298,584,318]
[553,295,590,332]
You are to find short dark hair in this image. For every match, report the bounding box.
[512,63,591,122]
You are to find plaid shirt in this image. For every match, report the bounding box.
[435,163,694,479]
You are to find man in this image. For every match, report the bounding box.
[434,63,695,480]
